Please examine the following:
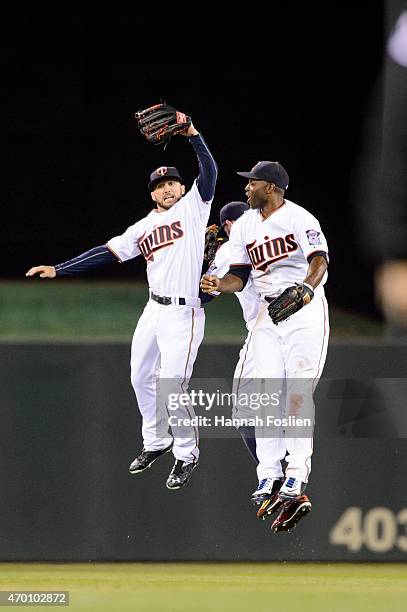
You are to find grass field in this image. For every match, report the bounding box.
[0,281,382,341]
[0,562,406,611]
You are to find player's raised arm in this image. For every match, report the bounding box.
[181,122,218,203]
[25,245,118,278]
[135,103,217,203]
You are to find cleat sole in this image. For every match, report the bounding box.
[129,445,173,475]
[272,501,312,532]
[256,497,284,520]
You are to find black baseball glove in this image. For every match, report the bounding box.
[135,102,191,147]
[204,224,226,265]
[267,283,314,324]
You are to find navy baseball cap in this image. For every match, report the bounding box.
[237,161,289,190]
[219,201,249,227]
[148,166,183,191]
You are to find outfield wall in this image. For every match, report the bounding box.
[1,342,407,561]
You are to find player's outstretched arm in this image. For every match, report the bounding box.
[201,272,243,294]
[200,274,220,293]
[25,245,119,279]
[26,265,56,279]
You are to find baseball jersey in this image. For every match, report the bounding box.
[108,180,212,298]
[228,199,328,299]
[208,241,260,328]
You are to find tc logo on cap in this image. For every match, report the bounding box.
[148,166,182,191]
[156,167,168,176]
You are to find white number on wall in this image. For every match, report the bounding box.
[329,507,407,553]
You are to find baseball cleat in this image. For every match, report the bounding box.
[256,478,284,519]
[129,441,173,474]
[166,460,198,490]
[278,477,306,500]
[271,495,312,532]
[251,477,281,506]
[256,492,284,520]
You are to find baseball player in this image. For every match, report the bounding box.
[202,202,260,461]
[26,117,218,491]
[201,161,329,531]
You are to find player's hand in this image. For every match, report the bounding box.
[25,265,56,279]
[181,122,199,137]
[200,274,220,293]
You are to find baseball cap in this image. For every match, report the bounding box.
[148,166,183,191]
[219,201,249,227]
[237,161,289,190]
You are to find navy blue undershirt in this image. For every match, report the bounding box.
[189,133,218,202]
[55,245,116,276]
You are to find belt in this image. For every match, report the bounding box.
[150,291,201,308]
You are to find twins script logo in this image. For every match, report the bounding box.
[138,221,184,262]
[247,233,298,272]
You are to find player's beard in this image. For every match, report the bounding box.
[156,195,182,211]
[249,191,267,210]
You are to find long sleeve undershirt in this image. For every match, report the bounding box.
[189,133,218,202]
[55,245,117,276]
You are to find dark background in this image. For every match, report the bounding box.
[2,5,387,315]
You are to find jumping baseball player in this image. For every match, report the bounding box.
[201,161,329,531]
[26,109,218,491]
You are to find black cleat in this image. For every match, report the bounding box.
[166,460,198,490]
[256,492,284,520]
[129,442,173,474]
[271,495,312,532]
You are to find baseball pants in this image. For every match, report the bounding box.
[130,299,205,464]
[252,294,329,483]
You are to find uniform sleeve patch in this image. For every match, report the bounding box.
[306,229,322,245]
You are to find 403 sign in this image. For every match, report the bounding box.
[329,507,407,553]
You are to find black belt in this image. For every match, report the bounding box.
[150,292,186,306]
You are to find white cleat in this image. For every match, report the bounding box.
[251,477,277,506]
[278,477,306,500]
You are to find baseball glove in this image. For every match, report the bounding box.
[135,102,191,147]
[204,224,226,264]
[267,283,314,324]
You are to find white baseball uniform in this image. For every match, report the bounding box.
[207,240,259,417]
[228,199,330,483]
[108,180,212,463]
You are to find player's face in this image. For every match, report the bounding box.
[151,180,185,211]
[245,179,269,209]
